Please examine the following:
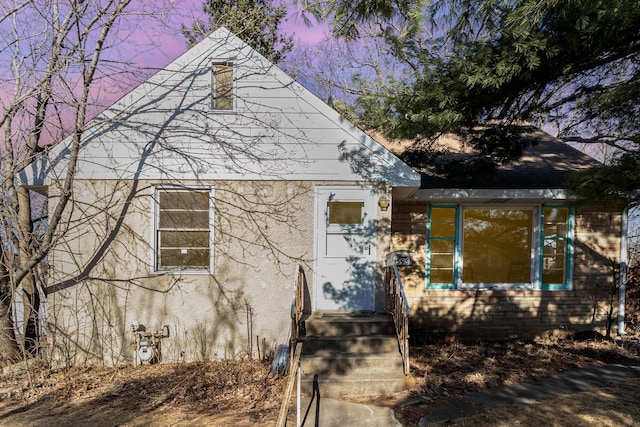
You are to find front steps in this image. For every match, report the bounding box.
[298,313,407,397]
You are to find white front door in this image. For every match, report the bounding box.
[315,186,377,311]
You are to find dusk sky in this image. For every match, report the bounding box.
[0,0,331,145]
[119,0,328,71]
[74,0,330,113]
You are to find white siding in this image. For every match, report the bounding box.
[27,28,419,188]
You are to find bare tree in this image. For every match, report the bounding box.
[1,3,317,368]
[0,0,133,366]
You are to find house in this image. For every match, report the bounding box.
[23,27,626,366]
[24,27,418,365]
[385,131,628,342]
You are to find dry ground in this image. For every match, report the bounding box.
[0,360,283,426]
[1,336,639,426]
[386,336,640,426]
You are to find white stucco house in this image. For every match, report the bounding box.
[24,27,419,365]
[22,27,626,365]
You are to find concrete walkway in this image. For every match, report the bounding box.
[294,396,402,427]
[288,359,640,426]
[419,359,640,425]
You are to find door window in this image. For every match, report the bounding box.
[328,201,363,224]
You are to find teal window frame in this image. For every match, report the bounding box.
[426,205,459,289]
[540,205,573,290]
[426,204,573,290]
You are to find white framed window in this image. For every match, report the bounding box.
[211,61,234,111]
[154,187,214,272]
[427,204,572,290]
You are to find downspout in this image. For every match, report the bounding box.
[618,208,629,337]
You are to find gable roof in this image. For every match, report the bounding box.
[24,27,420,188]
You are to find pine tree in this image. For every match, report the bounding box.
[302,0,640,203]
[183,0,293,64]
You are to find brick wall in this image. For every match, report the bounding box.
[390,200,623,342]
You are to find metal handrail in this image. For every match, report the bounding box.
[384,263,410,376]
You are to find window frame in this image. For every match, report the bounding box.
[426,205,459,290]
[540,205,573,290]
[211,60,234,111]
[153,186,215,274]
[426,204,572,291]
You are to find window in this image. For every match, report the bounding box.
[427,205,572,290]
[427,206,458,288]
[156,189,212,271]
[541,207,572,289]
[328,201,363,225]
[463,209,533,284]
[212,62,233,110]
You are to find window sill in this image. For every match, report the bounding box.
[210,108,236,114]
[459,283,537,291]
[427,283,572,291]
[153,268,212,275]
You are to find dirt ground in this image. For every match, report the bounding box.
[383,336,640,426]
[0,360,283,426]
[1,335,639,426]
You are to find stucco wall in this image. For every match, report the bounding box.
[46,179,393,365]
[390,200,623,342]
[46,179,316,365]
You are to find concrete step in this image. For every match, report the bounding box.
[299,372,408,397]
[300,335,399,355]
[297,313,407,397]
[303,314,394,337]
[300,352,404,377]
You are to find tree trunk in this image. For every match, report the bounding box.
[17,186,38,355]
[0,289,20,367]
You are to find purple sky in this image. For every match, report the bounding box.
[122,0,328,71]
[79,0,331,121]
[0,0,330,146]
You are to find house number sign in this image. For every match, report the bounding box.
[386,250,412,266]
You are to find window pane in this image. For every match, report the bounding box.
[160,231,209,248]
[160,249,209,268]
[213,63,233,110]
[159,211,209,229]
[430,239,455,254]
[160,191,209,210]
[462,209,532,283]
[431,223,456,238]
[430,269,454,284]
[544,207,569,238]
[431,254,454,268]
[328,201,363,224]
[431,207,456,223]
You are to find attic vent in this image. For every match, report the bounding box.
[212,61,233,110]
